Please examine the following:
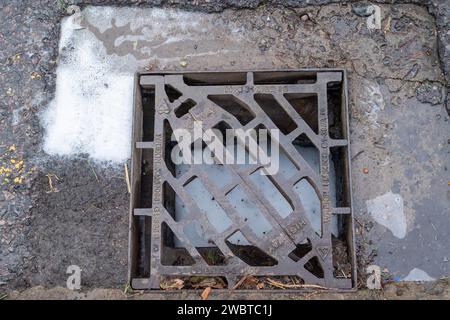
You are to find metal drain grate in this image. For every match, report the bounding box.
[129,70,356,290]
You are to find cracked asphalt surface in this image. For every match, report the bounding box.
[0,0,449,297]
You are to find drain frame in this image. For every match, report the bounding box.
[128,69,357,291]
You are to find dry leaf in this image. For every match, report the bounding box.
[192,277,226,289]
[160,278,185,290]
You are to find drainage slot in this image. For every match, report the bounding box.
[163,181,179,221]
[327,81,344,139]
[179,221,227,265]
[226,231,278,266]
[164,120,176,177]
[164,84,182,102]
[330,146,350,207]
[254,94,297,135]
[283,93,318,134]
[332,214,353,279]
[254,71,317,84]
[161,222,195,266]
[177,161,232,190]
[208,95,255,125]
[183,72,246,86]
[255,124,299,178]
[197,246,227,266]
[139,149,153,208]
[292,133,320,174]
[288,238,312,262]
[278,147,300,179]
[293,178,322,236]
[175,98,197,118]
[249,168,293,218]
[185,177,232,233]
[142,87,155,141]
[133,216,151,278]
[304,256,324,279]
[226,185,272,238]
[333,234,352,279]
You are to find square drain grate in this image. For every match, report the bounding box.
[129,70,356,290]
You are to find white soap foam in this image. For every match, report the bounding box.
[402,268,435,282]
[367,191,407,239]
[42,7,212,163]
[42,15,134,163]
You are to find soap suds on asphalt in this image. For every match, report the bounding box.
[367,191,407,239]
[42,7,218,163]
[42,13,135,163]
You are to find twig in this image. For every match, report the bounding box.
[201,287,212,300]
[232,275,251,290]
[266,278,331,290]
[124,163,131,194]
[351,150,364,161]
[123,282,132,295]
[336,262,348,278]
[45,173,59,193]
[88,162,99,182]
[267,280,287,290]
[0,293,8,300]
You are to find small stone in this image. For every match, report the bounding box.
[180,61,188,68]
[363,167,369,174]
[416,81,443,105]
[300,14,309,21]
[31,55,40,65]
[352,4,373,17]
[391,96,402,106]
[385,79,403,93]
[30,71,41,80]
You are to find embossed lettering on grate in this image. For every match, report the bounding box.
[129,70,356,290]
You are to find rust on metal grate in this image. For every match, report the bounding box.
[128,70,356,290]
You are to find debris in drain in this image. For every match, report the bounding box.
[233,275,330,290]
[160,278,185,290]
[160,276,226,290]
[129,70,356,290]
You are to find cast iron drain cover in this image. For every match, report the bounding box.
[129,70,356,290]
